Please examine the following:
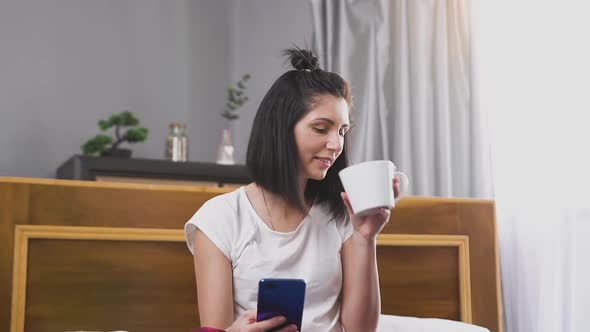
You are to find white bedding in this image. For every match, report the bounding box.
[377,314,491,332]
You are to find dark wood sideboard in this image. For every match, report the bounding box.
[56,155,251,187]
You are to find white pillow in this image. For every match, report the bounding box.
[377,314,491,332]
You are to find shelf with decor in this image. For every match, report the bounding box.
[56,155,250,188]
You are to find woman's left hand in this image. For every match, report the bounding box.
[341,176,401,241]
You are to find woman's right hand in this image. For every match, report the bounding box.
[226,310,298,332]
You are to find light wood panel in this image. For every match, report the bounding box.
[377,234,471,322]
[11,226,196,332]
[386,196,502,331]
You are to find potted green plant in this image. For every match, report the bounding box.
[82,111,149,158]
[221,73,251,120]
[217,74,250,165]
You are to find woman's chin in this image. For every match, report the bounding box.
[309,171,328,181]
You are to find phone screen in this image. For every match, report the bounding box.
[256,278,306,331]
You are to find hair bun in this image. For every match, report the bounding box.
[283,47,320,71]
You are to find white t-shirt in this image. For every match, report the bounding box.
[185,187,352,332]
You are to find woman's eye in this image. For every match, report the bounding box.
[313,127,328,134]
[339,128,349,136]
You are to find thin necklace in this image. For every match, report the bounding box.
[259,186,277,231]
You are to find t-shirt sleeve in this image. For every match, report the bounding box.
[336,215,353,243]
[184,196,236,259]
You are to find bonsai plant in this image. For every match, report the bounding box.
[82,110,148,158]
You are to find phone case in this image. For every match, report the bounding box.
[256,278,306,331]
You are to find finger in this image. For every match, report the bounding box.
[393,177,400,198]
[364,207,390,217]
[276,324,299,332]
[254,315,287,331]
[241,309,257,323]
[340,192,355,215]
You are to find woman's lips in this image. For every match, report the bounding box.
[315,157,333,169]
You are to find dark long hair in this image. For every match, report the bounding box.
[246,47,352,222]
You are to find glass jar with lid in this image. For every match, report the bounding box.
[165,122,188,162]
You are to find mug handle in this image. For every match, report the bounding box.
[394,171,410,200]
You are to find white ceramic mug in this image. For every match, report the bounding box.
[338,160,409,216]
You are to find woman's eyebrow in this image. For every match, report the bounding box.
[312,117,350,127]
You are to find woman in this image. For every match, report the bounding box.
[185,47,400,332]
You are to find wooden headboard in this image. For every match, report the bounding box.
[0,177,502,332]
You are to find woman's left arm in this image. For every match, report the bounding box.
[339,178,400,332]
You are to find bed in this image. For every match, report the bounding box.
[0,177,501,332]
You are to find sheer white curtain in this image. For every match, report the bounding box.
[312,0,590,331]
[311,0,492,198]
[474,1,590,332]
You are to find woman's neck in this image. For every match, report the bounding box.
[298,176,308,202]
[256,183,311,232]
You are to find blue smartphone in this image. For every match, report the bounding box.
[256,278,306,331]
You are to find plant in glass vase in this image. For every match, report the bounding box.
[217,73,250,165]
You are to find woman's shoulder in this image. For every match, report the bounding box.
[198,187,243,212]
[189,186,258,225]
[311,202,352,242]
[184,187,250,257]
[184,188,242,227]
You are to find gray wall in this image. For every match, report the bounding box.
[231,0,313,162]
[0,0,311,178]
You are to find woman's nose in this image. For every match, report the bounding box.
[326,132,343,151]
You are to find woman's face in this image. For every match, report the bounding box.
[293,94,350,181]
